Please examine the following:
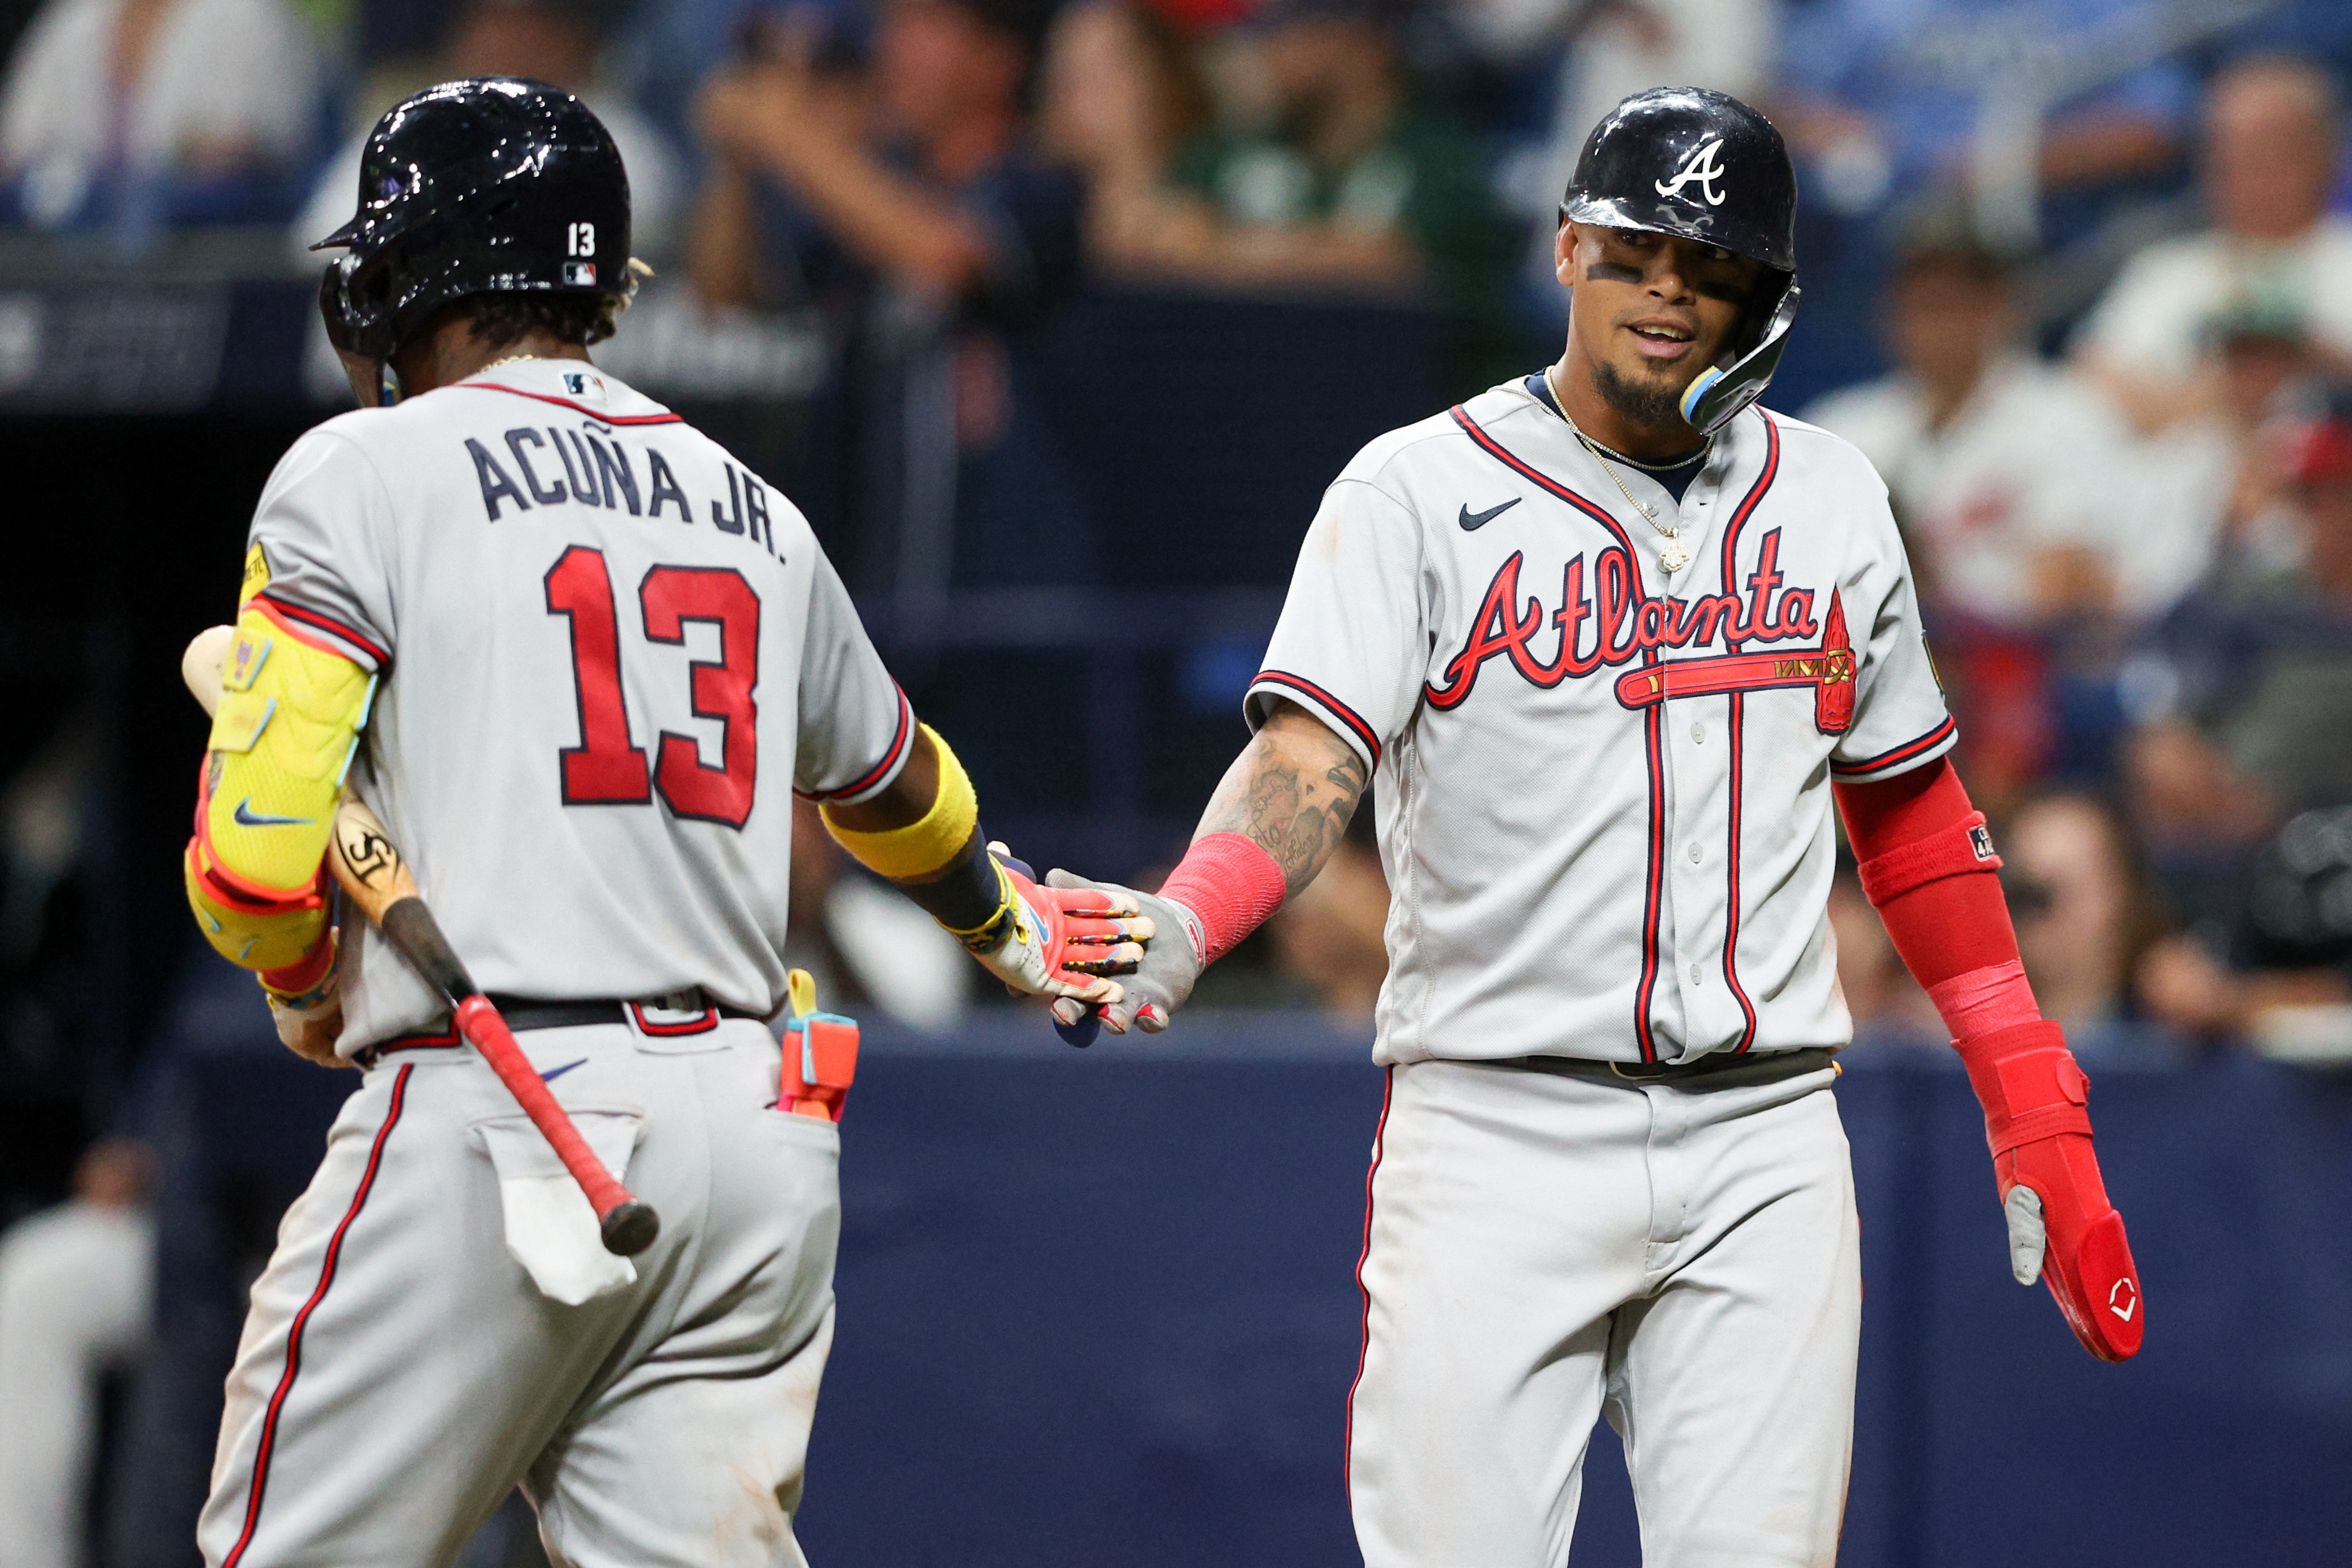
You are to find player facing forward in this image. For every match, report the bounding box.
[1050,88,2143,1563]
[180,79,1145,1566]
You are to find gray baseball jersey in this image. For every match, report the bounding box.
[1245,377,1954,1066]
[243,358,912,1053]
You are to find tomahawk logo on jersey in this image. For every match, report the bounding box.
[245,357,913,1053]
[1245,378,1952,1067]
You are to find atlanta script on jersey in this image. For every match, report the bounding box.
[1245,378,1953,1066]
[243,360,911,1051]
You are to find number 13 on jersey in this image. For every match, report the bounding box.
[543,545,762,828]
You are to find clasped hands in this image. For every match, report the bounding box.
[976,846,1203,1040]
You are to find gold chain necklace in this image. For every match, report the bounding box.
[475,352,544,376]
[1543,364,1698,575]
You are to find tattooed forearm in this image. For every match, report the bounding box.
[1198,703,1369,896]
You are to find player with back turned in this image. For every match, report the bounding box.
[1049,88,2144,1564]
[178,79,1148,1566]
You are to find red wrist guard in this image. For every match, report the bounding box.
[1952,1019,2143,1361]
[1155,833,1287,966]
[1951,1019,2094,1157]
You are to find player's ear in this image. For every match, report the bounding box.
[1554,219,1578,285]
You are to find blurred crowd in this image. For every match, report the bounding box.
[2,2,2351,1010]
[4,0,2352,1038]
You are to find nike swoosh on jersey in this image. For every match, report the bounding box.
[1458,498,1522,531]
[539,1058,589,1083]
[232,799,316,827]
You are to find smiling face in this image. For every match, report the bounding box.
[1555,221,1764,438]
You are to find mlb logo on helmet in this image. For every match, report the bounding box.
[563,260,597,286]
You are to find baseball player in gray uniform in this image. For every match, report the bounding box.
[180,80,1145,1566]
[1050,89,2145,1565]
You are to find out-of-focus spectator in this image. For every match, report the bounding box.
[2000,792,2181,1059]
[1805,217,2137,626]
[0,0,321,230]
[2107,298,2328,617]
[2076,55,2352,434]
[1036,0,1219,274]
[692,0,1089,589]
[1267,827,1388,1020]
[290,0,686,264]
[0,1138,153,1568]
[1773,0,2192,224]
[2124,384,2352,1013]
[1158,0,1522,383]
[783,798,969,1029]
[693,0,1074,313]
[1507,0,1773,273]
[1826,864,1939,1045]
[2144,384,2352,820]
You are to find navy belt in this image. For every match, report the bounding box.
[356,992,767,1067]
[1524,1046,1837,1083]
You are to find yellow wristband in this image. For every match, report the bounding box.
[820,724,978,881]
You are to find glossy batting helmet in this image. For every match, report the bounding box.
[313,77,632,367]
[1560,87,1799,436]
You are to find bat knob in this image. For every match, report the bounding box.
[600,1201,660,1257]
[1053,1005,1102,1049]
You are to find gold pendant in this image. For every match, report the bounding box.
[1659,541,1691,574]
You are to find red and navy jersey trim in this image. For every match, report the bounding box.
[467,382,686,426]
[1251,670,1382,765]
[1454,402,1666,1057]
[798,685,914,803]
[1831,714,1958,779]
[251,592,391,668]
[220,1063,412,1568]
[1717,415,1777,1052]
[1342,1065,1395,1493]
[1451,406,1645,564]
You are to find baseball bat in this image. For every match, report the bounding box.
[184,627,659,1257]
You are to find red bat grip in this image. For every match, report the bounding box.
[453,996,659,1256]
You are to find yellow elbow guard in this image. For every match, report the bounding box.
[187,602,374,971]
[184,834,328,973]
[821,724,978,880]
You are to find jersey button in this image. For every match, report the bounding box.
[1692,723,1706,744]
[1688,842,1702,863]
[1691,963,1704,984]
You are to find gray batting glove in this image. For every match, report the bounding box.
[1044,869,1204,1035]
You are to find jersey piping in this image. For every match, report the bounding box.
[1253,669,1384,765]
[1343,1064,1396,1491]
[465,382,687,426]
[1449,402,1669,1060]
[796,685,914,803]
[220,1063,412,1568]
[252,591,392,669]
[1831,713,1958,778]
[1715,413,1781,1052]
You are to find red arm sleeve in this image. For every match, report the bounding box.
[1839,759,2144,1361]
[1833,756,2038,1037]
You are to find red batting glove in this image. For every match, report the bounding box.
[1953,1020,2144,1362]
